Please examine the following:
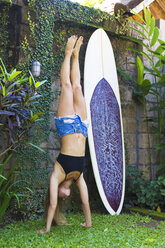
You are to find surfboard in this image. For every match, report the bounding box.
[84,28,125,215]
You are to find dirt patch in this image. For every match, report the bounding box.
[137,221,160,229]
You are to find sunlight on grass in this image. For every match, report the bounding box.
[0,213,165,247]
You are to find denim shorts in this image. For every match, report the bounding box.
[54,114,89,138]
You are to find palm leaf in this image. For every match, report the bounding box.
[125,25,148,40]
[150,27,159,47]
[129,19,147,33]
[144,66,158,76]
[149,17,155,37]
[136,56,144,85]
[127,47,153,64]
[143,2,147,22]
[146,8,151,28]
[121,36,149,50]
[117,68,136,83]
[131,9,146,24]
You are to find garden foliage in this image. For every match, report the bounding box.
[0,58,46,221]
[0,58,46,157]
[126,165,165,210]
[119,5,165,176]
[117,4,165,209]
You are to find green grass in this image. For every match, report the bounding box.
[0,213,165,247]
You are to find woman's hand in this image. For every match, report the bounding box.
[36,229,49,234]
[80,222,92,227]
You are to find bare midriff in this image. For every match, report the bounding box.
[60,133,86,156]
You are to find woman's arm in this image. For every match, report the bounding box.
[76,174,92,227]
[36,171,59,233]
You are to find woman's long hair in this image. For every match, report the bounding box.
[44,187,68,225]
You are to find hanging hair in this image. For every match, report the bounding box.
[44,187,68,226]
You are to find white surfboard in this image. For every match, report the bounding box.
[84,28,125,215]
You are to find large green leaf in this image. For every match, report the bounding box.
[117,68,136,83]
[154,44,165,56]
[131,9,146,24]
[149,62,161,77]
[155,60,161,67]
[129,19,147,33]
[146,8,151,28]
[8,71,22,81]
[6,81,20,94]
[141,79,151,96]
[29,70,35,86]
[29,112,43,123]
[161,55,165,65]
[35,80,47,89]
[150,27,159,47]
[158,39,165,45]
[149,81,165,88]
[143,2,147,22]
[0,82,6,97]
[149,17,155,36]
[121,36,149,50]
[160,74,165,82]
[0,174,7,180]
[29,76,32,86]
[0,65,7,83]
[136,56,144,85]
[144,66,158,76]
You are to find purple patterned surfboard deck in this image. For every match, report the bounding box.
[90,78,123,212]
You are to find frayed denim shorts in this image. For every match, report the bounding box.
[54,114,89,138]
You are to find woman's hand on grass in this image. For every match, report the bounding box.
[36,229,49,234]
[80,222,91,227]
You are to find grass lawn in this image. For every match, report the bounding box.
[0,212,165,247]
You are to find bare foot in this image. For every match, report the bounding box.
[65,35,77,56]
[36,229,49,234]
[72,36,83,57]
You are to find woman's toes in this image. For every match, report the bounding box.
[65,35,77,55]
[72,36,83,56]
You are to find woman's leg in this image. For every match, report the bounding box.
[56,36,77,117]
[71,36,87,120]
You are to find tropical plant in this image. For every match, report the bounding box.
[118,4,165,178]
[0,58,46,157]
[0,154,32,222]
[126,165,164,210]
[0,58,46,221]
[157,176,165,197]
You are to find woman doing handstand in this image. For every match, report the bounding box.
[37,35,91,233]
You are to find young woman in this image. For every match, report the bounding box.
[37,35,91,233]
